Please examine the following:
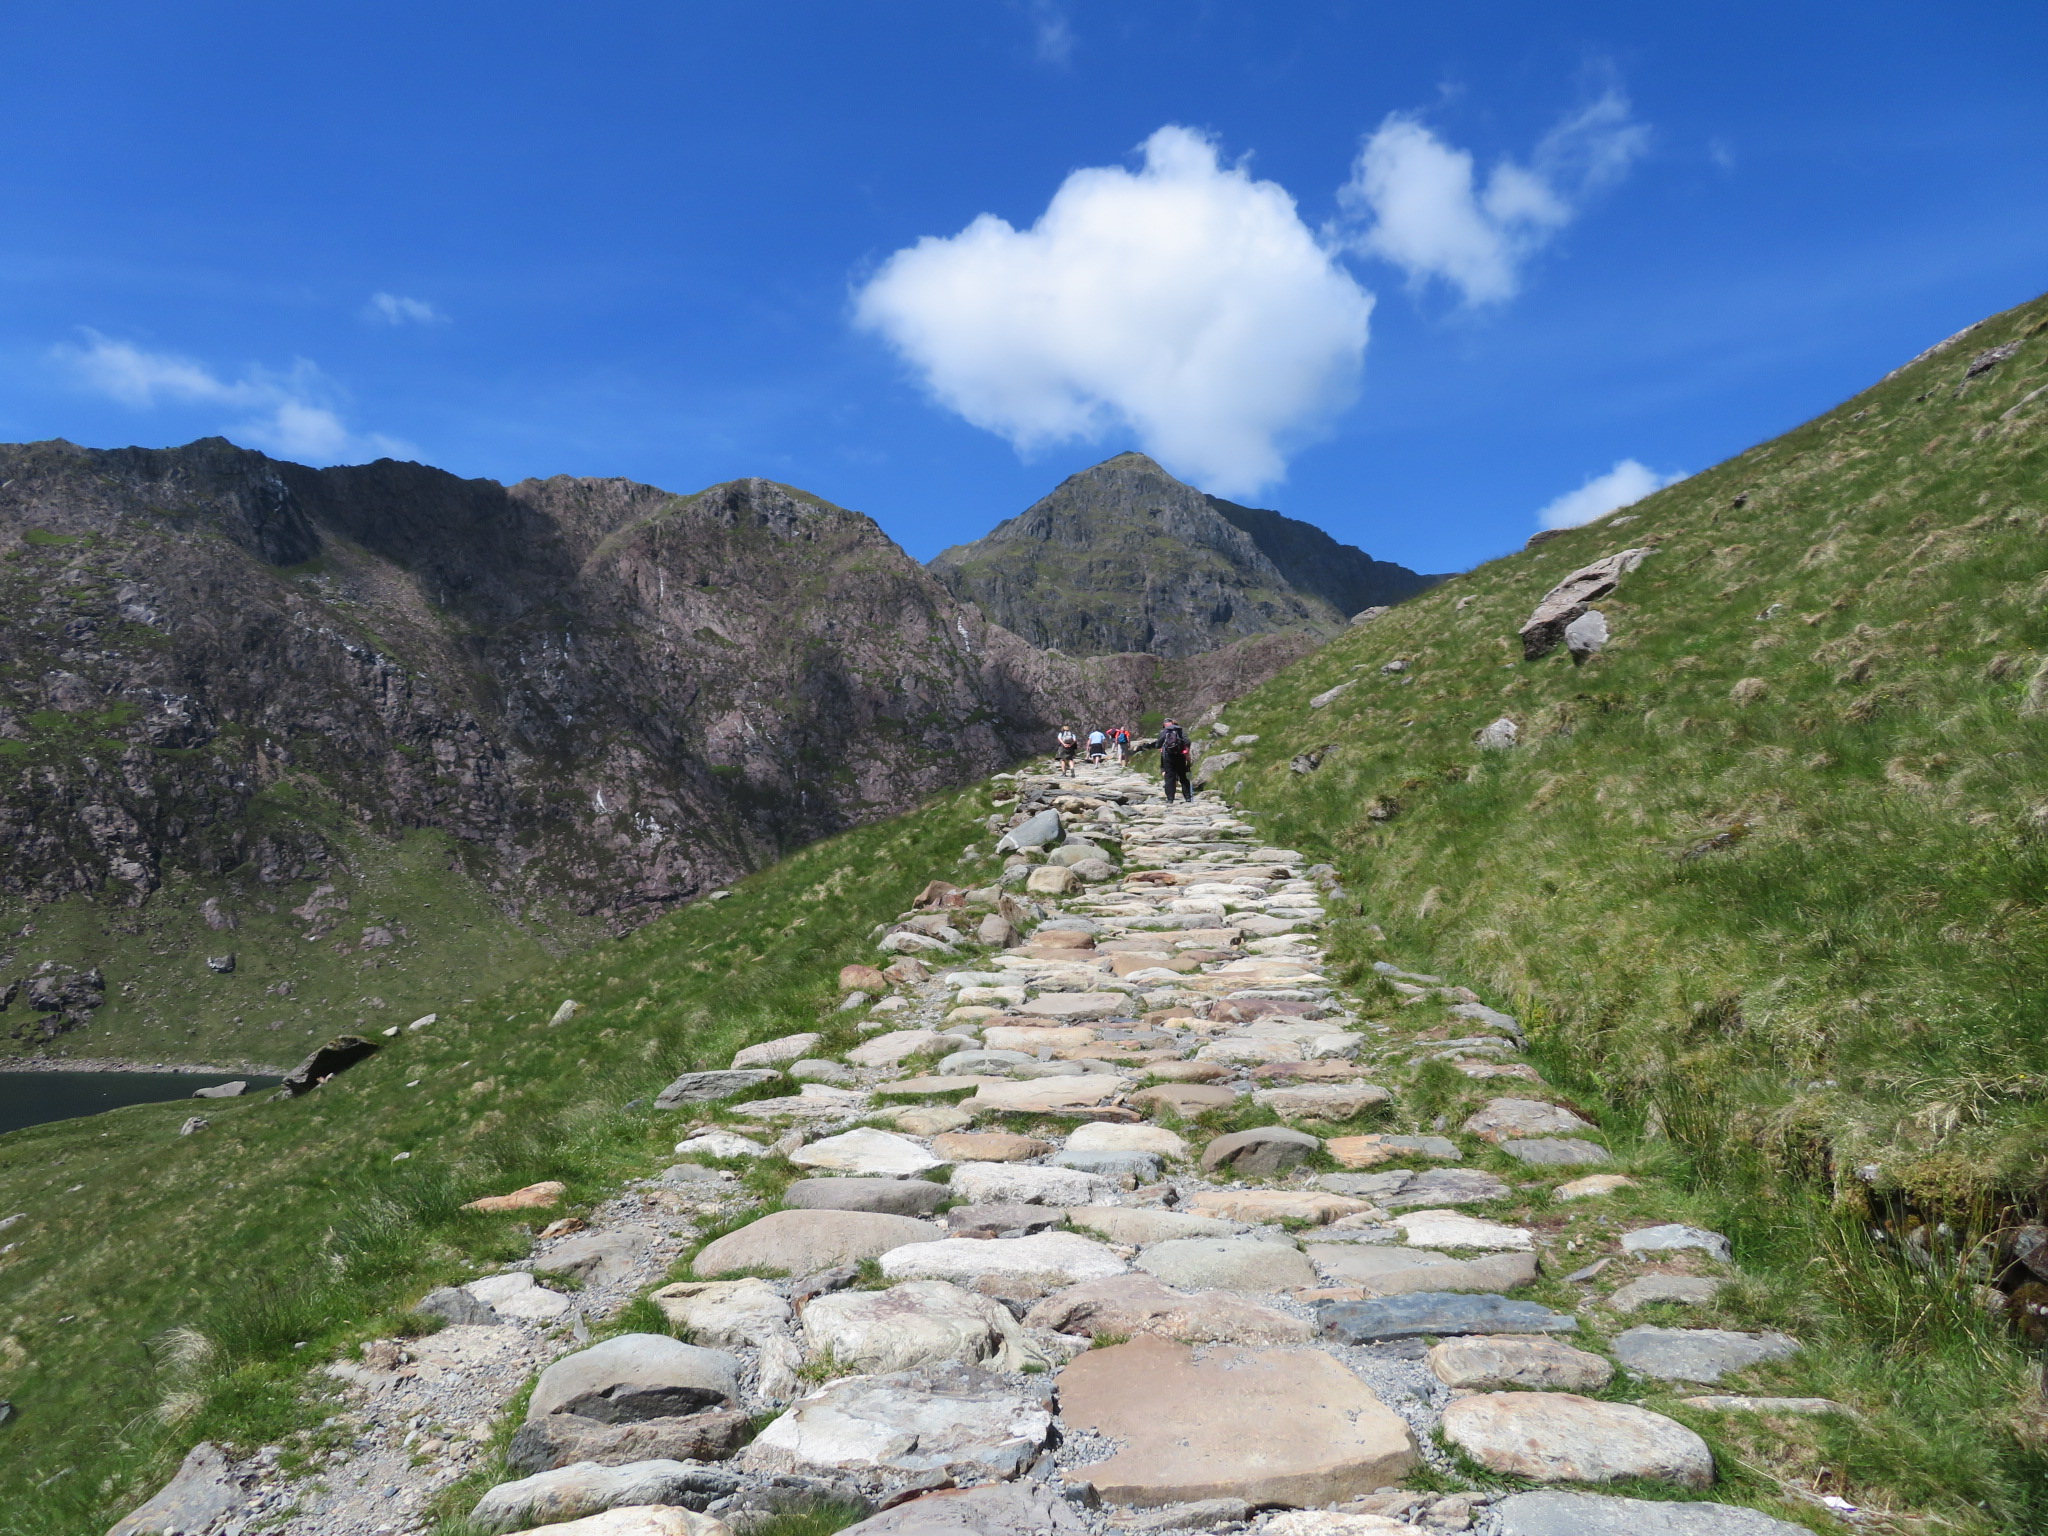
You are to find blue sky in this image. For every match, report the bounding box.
[2,2,2043,574]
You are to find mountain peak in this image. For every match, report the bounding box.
[928,453,1437,659]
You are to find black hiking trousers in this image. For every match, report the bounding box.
[1162,754,1192,802]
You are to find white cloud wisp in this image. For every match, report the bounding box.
[55,331,413,464]
[1338,91,1648,305]
[366,292,447,326]
[853,125,1374,497]
[1536,457,1685,530]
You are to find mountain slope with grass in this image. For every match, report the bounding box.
[0,781,995,1533]
[929,452,1437,658]
[1211,293,2048,1232]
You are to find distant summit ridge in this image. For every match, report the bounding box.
[928,452,1437,659]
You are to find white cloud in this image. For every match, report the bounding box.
[853,125,1374,497]
[1536,458,1685,530]
[1337,90,1648,305]
[365,292,447,326]
[53,331,413,464]
[1021,0,1073,65]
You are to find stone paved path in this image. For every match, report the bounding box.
[124,756,1841,1536]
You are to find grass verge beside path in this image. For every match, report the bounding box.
[0,784,989,1533]
[1206,291,2048,1528]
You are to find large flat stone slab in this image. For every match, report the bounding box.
[1186,1189,1376,1225]
[107,1443,242,1536]
[1306,1246,1536,1296]
[1464,1097,1595,1142]
[969,1075,1128,1114]
[733,1033,823,1069]
[1608,1276,1726,1313]
[1058,1335,1417,1507]
[790,1128,945,1178]
[1199,1125,1320,1175]
[527,1334,740,1423]
[1489,1492,1810,1536]
[1622,1224,1733,1262]
[879,1230,1129,1288]
[782,1178,950,1216]
[1319,1293,1574,1343]
[1136,1237,1317,1293]
[472,1459,730,1532]
[1391,1209,1531,1251]
[1500,1137,1610,1166]
[1428,1336,1612,1390]
[1066,1207,1243,1245]
[1325,1133,1461,1168]
[951,1162,1120,1207]
[693,1210,941,1277]
[1250,1083,1390,1121]
[1019,993,1130,1020]
[743,1365,1054,1479]
[1612,1327,1799,1383]
[1025,1273,1313,1345]
[504,1411,751,1475]
[1441,1393,1712,1489]
[801,1280,1035,1372]
[1318,1169,1509,1209]
[648,1279,792,1348]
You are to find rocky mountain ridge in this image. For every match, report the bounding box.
[0,440,1345,1064]
[929,453,1438,659]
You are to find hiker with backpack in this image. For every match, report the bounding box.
[1157,718,1193,802]
[1055,725,1080,777]
[1086,727,1107,763]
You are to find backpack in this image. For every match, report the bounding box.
[1159,723,1189,759]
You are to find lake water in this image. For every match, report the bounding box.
[0,1072,280,1136]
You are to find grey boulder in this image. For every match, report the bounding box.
[998,809,1063,852]
[1319,1292,1575,1343]
[782,1179,951,1216]
[1199,1126,1320,1176]
[654,1069,782,1108]
[527,1334,740,1423]
[107,1442,243,1536]
[414,1285,501,1327]
[505,1411,753,1474]
[1612,1327,1799,1384]
[534,1231,646,1287]
[471,1458,734,1531]
[1500,1138,1611,1166]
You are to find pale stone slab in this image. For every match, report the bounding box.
[982,1025,1100,1052]
[968,1075,1127,1113]
[1251,1083,1390,1120]
[693,1210,941,1277]
[879,1230,1130,1288]
[1428,1336,1613,1390]
[732,1033,823,1069]
[1066,1207,1243,1244]
[1307,1246,1536,1297]
[1066,1122,1189,1158]
[949,1162,1120,1208]
[1059,1335,1418,1507]
[743,1366,1054,1479]
[1135,1237,1318,1293]
[1622,1224,1733,1263]
[789,1128,944,1178]
[1185,1190,1376,1225]
[1025,1273,1312,1345]
[801,1280,1038,1372]
[1556,1174,1637,1200]
[649,1279,792,1348]
[1020,993,1129,1020]
[527,1334,740,1422]
[1612,1327,1799,1384]
[1392,1209,1532,1251]
[1441,1393,1712,1489]
[1326,1134,1461,1168]
[847,1030,948,1068]
[1463,1098,1595,1143]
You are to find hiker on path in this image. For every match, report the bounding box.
[1086,727,1107,763]
[1055,725,1080,776]
[1112,724,1132,763]
[1158,717,1193,802]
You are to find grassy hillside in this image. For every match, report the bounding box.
[1216,291,2048,1209]
[0,782,990,1531]
[0,812,596,1070]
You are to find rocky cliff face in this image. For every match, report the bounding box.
[928,452,1437,659]
[0,439,1323,1059]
